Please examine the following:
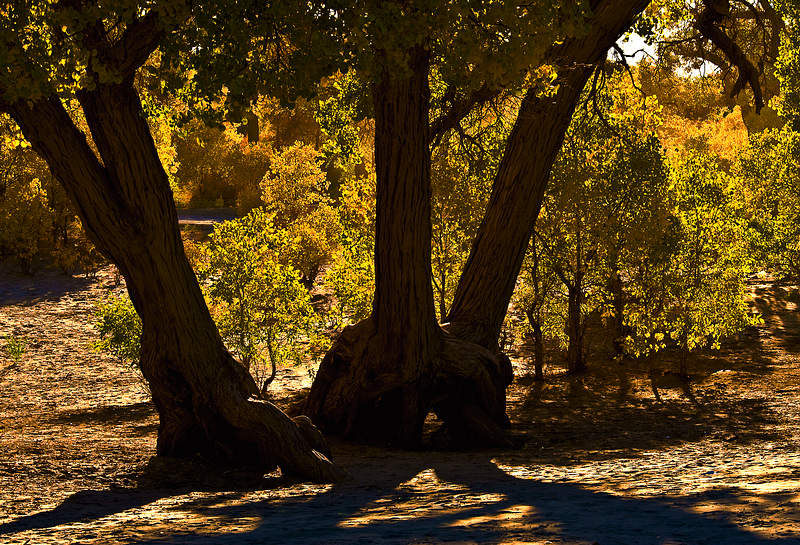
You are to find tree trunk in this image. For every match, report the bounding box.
[526,310,545,381]
[566,284,586,373]
[305,47,512,448]
[446,0,650,350]
[6,84,342,482]
[608,268,627,358]
[533,321,544,380]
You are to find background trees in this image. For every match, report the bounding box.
[0,115,100,273]
[736,128,800,279]
[513,69,671,374]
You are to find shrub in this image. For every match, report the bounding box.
[198,208,326,393]
[92,294,142,366]
[3,336,27,362]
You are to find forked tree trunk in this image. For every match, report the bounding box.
[446,0,650,351]
[6,84,342,482]
[305,47,513,448]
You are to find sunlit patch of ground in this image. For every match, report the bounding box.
[1,268,800,544]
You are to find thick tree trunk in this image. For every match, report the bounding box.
[446,0,650,350]
[305,48,512,448]
[7,85,342,482]
[445,67,593,349]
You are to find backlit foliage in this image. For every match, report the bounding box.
[0,114,100,273]
[198,209,325,393]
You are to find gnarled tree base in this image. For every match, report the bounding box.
[144,349,346,484]
[304,318,514,449]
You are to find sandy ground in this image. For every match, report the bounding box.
[1,267,799,544]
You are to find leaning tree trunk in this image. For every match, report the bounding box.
[6,83,342,482]
[446,0,650,351]
[305,47,513,448]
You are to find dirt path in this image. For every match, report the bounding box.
[1,270,799,544]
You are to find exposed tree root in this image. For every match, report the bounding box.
[305,318,515,449]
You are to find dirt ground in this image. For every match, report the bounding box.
[1,266,799,544]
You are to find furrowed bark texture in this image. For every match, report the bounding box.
[446,0,651,350]
[7,84,342,483]
[305,48,513,448]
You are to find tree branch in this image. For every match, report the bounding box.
[695,0,764,112]
[55,0,186,82]
[430,84,500,147]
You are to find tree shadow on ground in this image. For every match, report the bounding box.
[4,451,797,545]
[3,280,798,543]
[0,458,289,537]
[0,266,98,306]
[503,368,787,466]
[47,401,155,426]
[501,278,797,465]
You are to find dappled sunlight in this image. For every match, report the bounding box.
[339,468,509,529]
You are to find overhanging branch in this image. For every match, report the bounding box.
[430,84,500,147]
[695,0,764,112]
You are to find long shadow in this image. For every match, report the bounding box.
[0,461,289,537]
[4,452,798,545]
[0,489,170,536]
[0,268,96,306]
[47,401,156,426]
[506,373,787,465]
[133,456,800,544]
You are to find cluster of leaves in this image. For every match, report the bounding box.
[171,119,271,210]
[736,127,800,278]
[260,143,342,288]
[624,152,759,359]
[324,170,376,325]
[775,0,800,128]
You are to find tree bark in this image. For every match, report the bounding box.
[305,47,512,448]
[446,0,651,350]
[6,84,343,482]
[565,284,587,373]
[525,310,545,381]
[608,268,627,359]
